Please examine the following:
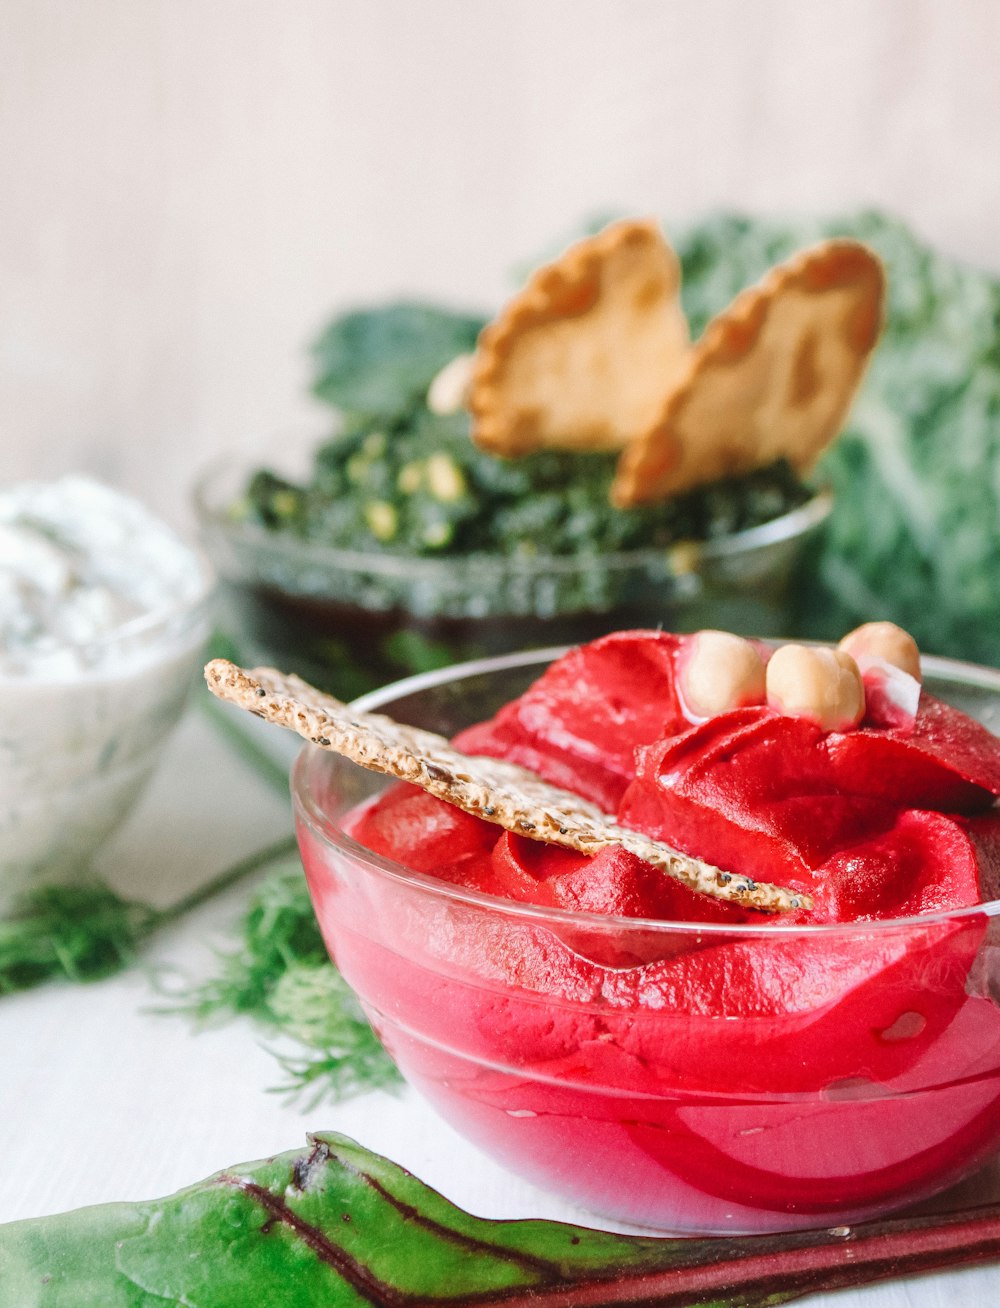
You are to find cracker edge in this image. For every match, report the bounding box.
[204,658,812,916]
[468,218,688,457]
[610,238,886,507]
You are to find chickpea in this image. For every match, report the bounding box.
[427,353,475,415]
[678,630,767,720]
[838,621,921,683]
[765,644,865,732]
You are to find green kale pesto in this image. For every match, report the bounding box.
[236,411,808,560]
[232,300,809,561]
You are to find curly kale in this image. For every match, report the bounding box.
[672,210,1000,664]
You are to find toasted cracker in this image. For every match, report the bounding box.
[205,658,812,915]
[468,219,690,457]
[611,239,885,506]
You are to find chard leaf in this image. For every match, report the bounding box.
[3,1131,1000,1306]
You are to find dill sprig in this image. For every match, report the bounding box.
[0,884,160,993]
[174,860,324,1020]
[0,846,398,1104]
[0,836,299,997]
[0,840,396,1103]
[168,864,402,1104]
[267,964,402,1105]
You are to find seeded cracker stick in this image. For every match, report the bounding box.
[612,239,885,505]
[205,659,812,915]
[469,219,690,456]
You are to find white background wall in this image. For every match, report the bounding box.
[3,0,1000,530]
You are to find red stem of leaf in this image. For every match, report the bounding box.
[470,1201,1000,1308]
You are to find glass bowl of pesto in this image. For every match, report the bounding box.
[193,428,830,700]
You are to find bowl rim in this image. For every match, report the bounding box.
[193,453,833,582]
[292,643,1000,939]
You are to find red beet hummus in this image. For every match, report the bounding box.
[298,631,1000,1231]
[353,630,1000,925]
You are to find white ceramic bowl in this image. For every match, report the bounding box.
[0,571,213,911]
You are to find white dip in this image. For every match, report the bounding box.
[0,477,211,903]
[0,476,206,677]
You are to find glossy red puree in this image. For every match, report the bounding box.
[298,631,1000,1231]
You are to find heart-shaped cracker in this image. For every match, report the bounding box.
[205,658,812,915]
[610,239,885,506]
[469,219,690,457]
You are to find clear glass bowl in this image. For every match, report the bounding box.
[0,569,213,910]
[292,648,1000,1235]
[194,457,832,699]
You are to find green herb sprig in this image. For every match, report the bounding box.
[0,884,159,993]
[167,864,401,1105]
[0,836,297,996]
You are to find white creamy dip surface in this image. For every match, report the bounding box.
[0,476,207,678]
[1,476,212,903]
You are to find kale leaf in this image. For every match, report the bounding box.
[311,301,486,416]
[674,210,1000,664]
